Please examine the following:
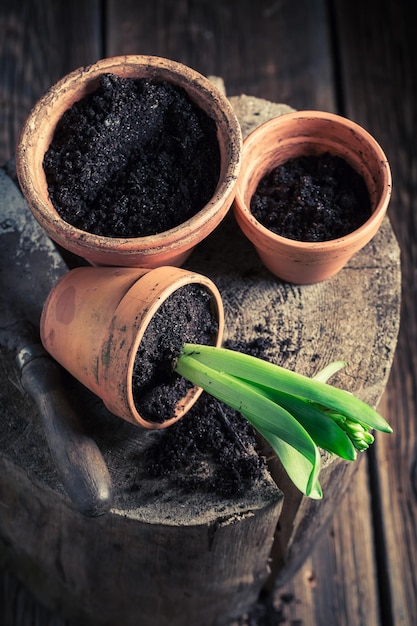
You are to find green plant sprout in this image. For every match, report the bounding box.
[174,344,392,499]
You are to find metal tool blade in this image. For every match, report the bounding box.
[0,167,112,516]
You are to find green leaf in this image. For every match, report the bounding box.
[260,428,323,499]
[175,352,321,496]
[181,345,392,433]
[246,383,357,460]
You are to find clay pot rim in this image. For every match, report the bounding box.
[16,55,242,259]
[234,110,392,252]
[124,267,225,429]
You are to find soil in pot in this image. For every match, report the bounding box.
[43,73,221,237]
[132,283,218,423]
[250,152,372,242]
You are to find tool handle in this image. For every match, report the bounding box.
[20,354,113,517]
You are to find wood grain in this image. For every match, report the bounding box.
[278,457,382,626]
[106,0,335,110]
[0,0,101,166]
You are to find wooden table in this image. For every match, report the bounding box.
[0,2,415,625]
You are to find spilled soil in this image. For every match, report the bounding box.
[139,336,274,498]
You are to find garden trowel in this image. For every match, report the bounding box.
[0,167,113,516]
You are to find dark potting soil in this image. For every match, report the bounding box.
[132,283,218,423]
[43,73,220,237]
[142,337,272,498]
[250,153,372,242]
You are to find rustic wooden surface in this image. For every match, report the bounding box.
[0,93,399,625]
[0,1,415,624]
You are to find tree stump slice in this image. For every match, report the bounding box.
[0,92,401,625]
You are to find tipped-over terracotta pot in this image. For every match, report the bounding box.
[16,55,242,268]
[40,266,224,429]
[233,110,392,284]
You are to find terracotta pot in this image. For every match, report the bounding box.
[16,55,242,268]
[233,110,392,284]
[40,266,224,429]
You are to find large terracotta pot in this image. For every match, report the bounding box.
[233,110,392,284]
[16,55,242,267]
[40,266,224,429]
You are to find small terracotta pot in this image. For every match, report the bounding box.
[16,55,242,268]
[40,266,224,429]
[233,110,392,284]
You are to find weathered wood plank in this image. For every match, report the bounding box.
[275,457,381,626]
[335,0,417,623]
[0,0,102,166]
[106,0,335,110]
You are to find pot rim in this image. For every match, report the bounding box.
[16,55,242,258]
[234,110,392,252]
[123,267,225,429]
